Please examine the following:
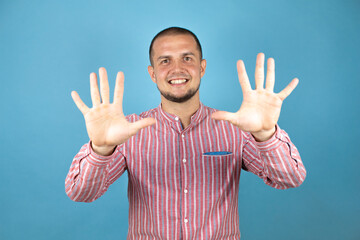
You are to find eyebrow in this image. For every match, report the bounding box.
[182,52,196,57]
[157,55,171,61]
[157,52,196,61]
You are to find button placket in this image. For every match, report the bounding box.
[179,131,190,234]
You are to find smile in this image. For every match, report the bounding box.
[168,78,189,85]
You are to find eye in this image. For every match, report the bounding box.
[184,56,192,62]
[160,59,169,64]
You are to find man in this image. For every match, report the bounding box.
[66,27,306,239]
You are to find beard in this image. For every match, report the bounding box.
[157,81,201,103]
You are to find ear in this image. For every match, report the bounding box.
[200,59,207,78]
[148,65,156,83]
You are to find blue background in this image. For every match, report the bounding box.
[1,0,359,239]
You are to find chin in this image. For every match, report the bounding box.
[161,90,199,103]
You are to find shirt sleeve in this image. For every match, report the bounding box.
[65,141,127,202]
[241,125,306,189]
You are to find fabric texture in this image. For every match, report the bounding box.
[65,103,306,239]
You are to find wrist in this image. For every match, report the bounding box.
[91,142,116,156]
[251,126,276,142]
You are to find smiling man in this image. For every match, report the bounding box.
[66,27,306,239]
[148,31,207,129]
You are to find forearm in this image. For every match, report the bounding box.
[243,126,306,189]
[65,142,126,202]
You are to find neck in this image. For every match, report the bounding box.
[161,94,200,129]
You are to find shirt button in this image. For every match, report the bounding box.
[181,134,185,138]
[175,117,179,121]
[182,159,187,163]
[184,189,188,194]
[184,218,188,223]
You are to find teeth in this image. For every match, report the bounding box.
[170,79,187,84]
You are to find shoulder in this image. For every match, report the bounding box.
[139,107,158,120]
[202,104,218,115]
[126,107,158,122]
[202,104,248,136]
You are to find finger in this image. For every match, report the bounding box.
[113,71,124,107]
[265,58,275,91]
[254,53,265,89]
[211,111,236,122]
[71,91,89,115]
[90,72,101,107]
[129,118,156,136]
[278,78,299,100]
[99,67,110,104]
[237,60,252,93]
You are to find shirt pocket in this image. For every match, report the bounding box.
[201,153,234,201]
[201,152,233,182]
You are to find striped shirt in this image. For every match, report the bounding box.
[65,102,306,239]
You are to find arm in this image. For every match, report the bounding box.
[65,142,127,202]
[242,125,306,189]
[65,68,155,202]
[212,53,306,187]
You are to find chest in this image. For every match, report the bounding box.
[124,121,244,185]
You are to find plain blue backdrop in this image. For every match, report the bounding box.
[1,0,359,239]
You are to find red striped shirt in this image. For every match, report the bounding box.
[65,103,306,239]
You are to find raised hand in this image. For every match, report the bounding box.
[71,68,156,155]
[211,53,298,141]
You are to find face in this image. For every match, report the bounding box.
[148,34,206,103]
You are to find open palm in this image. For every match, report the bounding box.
[71,68,155,155]
[212,53,298,140]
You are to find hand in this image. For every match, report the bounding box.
[71,68,156,155]
[211,53,298,141]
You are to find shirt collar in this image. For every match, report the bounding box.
[156,102,207,127]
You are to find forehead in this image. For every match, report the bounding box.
[152,34,199,57]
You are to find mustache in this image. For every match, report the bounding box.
[166,73,191,81]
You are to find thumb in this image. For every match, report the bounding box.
[129,117,156,135]
[211,111,235,122]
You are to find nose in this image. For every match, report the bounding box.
[171,59,185,73]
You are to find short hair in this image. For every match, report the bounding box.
[149,27,203,66]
